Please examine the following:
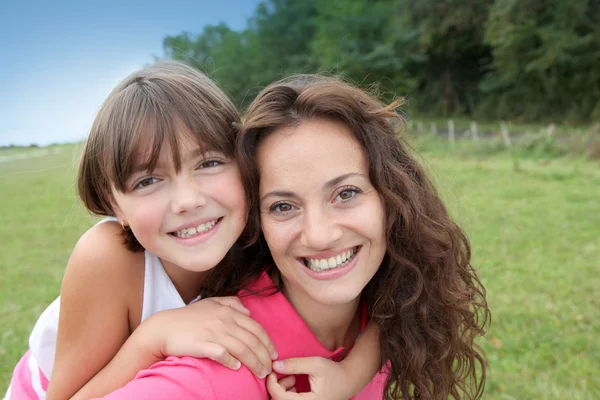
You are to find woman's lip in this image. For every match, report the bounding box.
[297,245,359,261]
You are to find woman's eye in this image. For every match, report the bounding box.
[134,177,158,189]
[336,187,361,201]
[269,202,294,214]
[198,159,223,169]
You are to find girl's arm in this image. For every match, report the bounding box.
[70,296,277,399]
[268,321,381,399]
[46,221,144,400]
[48,221,277,400]
[336,321,382,395]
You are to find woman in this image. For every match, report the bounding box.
[96,75,489,400]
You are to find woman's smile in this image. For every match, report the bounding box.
[257,118,387,306]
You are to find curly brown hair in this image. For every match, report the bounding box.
[205,75,490,400]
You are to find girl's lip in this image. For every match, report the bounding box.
[169,217,223,246]
[169,217,222,233]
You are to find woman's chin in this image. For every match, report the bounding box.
[305,284,364,307]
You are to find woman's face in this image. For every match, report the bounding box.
[257,118,386,306]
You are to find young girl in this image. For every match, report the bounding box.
[4,62,381,400]
[89,75,490,399]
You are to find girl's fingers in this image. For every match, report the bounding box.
[233,313,278,360]
[193,341,241,371]
[225,324,273,376]
[208,296,278,361]
[210,296,251,316]
[267,373,298,399]
[278,375,297,390]
[215,332,270,378]
[273,356,327,375]
[266,373,283,397]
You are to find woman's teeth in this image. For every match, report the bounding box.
[174,219,219,238]
[304,247,358,272]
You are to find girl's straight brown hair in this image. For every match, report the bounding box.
[77,61,240,250]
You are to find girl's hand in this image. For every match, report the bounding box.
[141,296,278,378]
[267,357,354,400]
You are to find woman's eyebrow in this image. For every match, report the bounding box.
[260,190,298,203]
[260,173,364,203]
[322,172,364,190]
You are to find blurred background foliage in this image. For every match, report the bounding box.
[161,0,600,124]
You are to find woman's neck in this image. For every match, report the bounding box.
[282,278,362,351]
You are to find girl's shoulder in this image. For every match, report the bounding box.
[73,218,145,275]
[63,219,145,322]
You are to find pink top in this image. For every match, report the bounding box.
[96,272,387,399]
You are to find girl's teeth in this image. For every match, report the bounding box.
[175,219,218,238]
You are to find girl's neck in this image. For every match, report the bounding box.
[161,259,209,304]
[282,278,362,352]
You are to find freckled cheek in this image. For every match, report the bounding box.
[350,202,386,242]
[261,220,297,260]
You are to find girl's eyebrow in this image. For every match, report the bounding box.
[129,145,221,176]
[260,172,364,202]
[189,146,222,159]
[129,163,152,175]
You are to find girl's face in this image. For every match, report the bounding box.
[257,118,386,306]
[111,126,247,272]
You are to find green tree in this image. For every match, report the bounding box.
[160,0,600,123]
[483,0,600,121]
[388,0,494,116]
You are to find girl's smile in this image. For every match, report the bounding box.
[112,128,247,273]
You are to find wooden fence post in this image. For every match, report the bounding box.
[448,120,455,144]
[471,121,479,141]
[500,121,512,148]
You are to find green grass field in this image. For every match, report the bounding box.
[1,142,598,398]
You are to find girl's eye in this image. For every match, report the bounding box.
[336,187,362,202]
[198,159,223,169]
[134,177,159,189]
[269,202,294,215]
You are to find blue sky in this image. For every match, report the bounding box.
[0,0,259,146]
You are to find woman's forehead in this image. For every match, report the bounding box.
[257,119,367,192]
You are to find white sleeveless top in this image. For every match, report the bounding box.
[28,218,190,379]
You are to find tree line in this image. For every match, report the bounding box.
[162,0,600,123]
